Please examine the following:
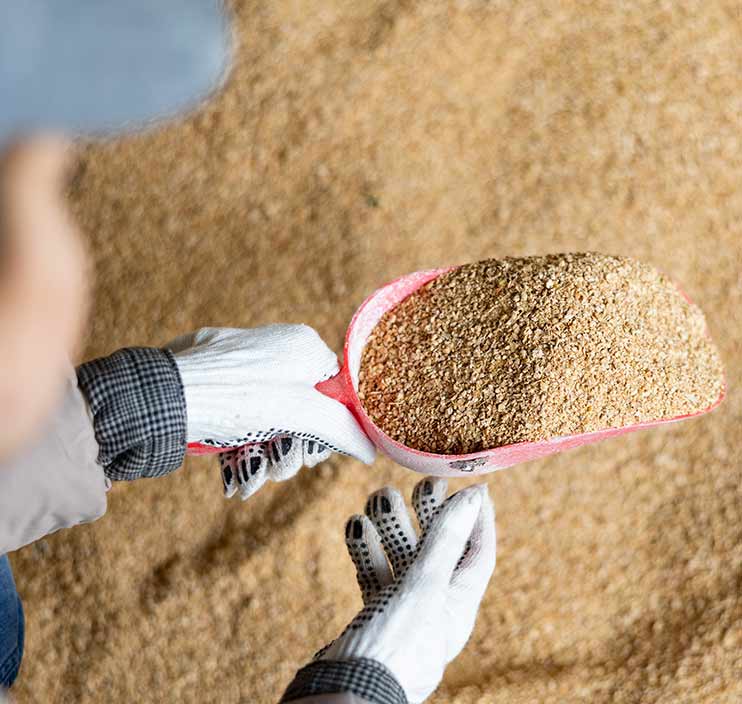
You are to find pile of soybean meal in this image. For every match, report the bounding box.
[358,253,724,454]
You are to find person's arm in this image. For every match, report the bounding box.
[0,324,374,552]
[0,345,187,554]
[286,696,374,704]
[0,366,107,555]
[79,324,375,486]
[76,347,188,481]
[283,662,407,704]
[0,344,187,554]
[280,477,497,704]
[0,138,187,553]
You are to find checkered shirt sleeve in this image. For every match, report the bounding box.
[77,347,187,481]
[281,659,407,704]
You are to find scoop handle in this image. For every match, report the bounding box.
[314,369,354,407]
[186,442,224,456]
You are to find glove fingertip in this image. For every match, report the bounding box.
[239,476,262,501]
[344,513,367,542]
[417,487,482,579]
[478,484,495,518]
[219,451,239,499]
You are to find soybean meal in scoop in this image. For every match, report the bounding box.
[358,253,724,455]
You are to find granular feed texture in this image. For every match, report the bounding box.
[12,3,742,703]
[359,254,724,454]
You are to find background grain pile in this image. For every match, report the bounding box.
[10,1,742,702]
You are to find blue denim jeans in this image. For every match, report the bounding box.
[0,555,24,688]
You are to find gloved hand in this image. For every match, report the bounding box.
[168,325,376,500]
[318,477,496,703]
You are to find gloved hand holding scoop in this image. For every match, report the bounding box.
[171,325,377,501]
[188,254,725,480]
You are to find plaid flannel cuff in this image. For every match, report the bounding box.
[77,347,187,481]
[281,659,407,704]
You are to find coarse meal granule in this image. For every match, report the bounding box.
[358,253,725,454]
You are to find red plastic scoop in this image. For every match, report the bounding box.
[188,267,725,476]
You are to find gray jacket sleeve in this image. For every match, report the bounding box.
[0,368,108,555]
[0,346,188,554]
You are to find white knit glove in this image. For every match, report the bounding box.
[168,325,376,500]
[318,477,496,704]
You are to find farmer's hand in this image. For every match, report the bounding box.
[299,477,496,704]
[0,137,88,461]
[168,325,375,500]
